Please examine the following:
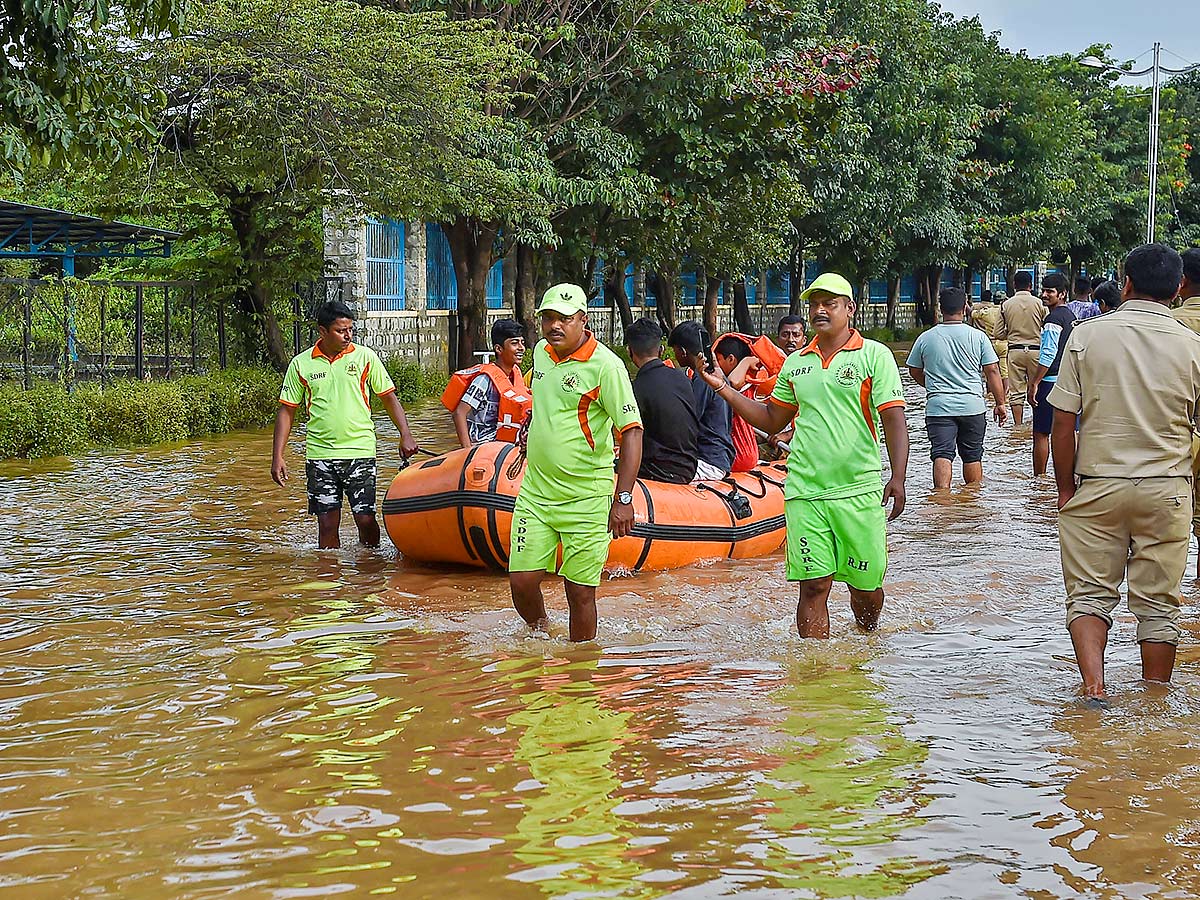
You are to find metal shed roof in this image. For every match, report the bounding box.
[0,200,180,271]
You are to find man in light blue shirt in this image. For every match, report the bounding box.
[907,287,1008,488]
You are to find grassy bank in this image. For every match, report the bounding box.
[0,360,448,460]
[384,360,448,406]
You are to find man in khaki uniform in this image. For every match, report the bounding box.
[1171,247,1200,575]
[1001,271,1045,425]
[1048,244,1200,700]
[970,289,1008,389]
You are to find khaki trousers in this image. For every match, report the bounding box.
[991,340,1009,380]
[1007,346,1039,405]
[1058,476,1190,645]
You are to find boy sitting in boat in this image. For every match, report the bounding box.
[442,318,530,448]
[712,333,787,473]
[667,321,734,482]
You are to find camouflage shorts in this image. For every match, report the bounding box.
[305,458,377,516]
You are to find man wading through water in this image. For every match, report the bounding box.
[509,284,644,642]
[272,300,419,548]
[700,273,909,637]
[1049,244,1200,700]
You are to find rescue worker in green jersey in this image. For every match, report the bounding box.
[272,300,419,549]
[699,273,910,638]
[509,284,644,642]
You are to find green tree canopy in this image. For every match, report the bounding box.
[105,0,529,368]
[1,0,182,166]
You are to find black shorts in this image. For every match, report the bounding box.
[305,458,377,515]
[1032,380,1056,436]
[926,414,987,463]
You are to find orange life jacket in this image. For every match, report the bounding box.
[713,333,788,399]
[440,363,532,443]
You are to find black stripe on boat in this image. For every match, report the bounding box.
[486,444,515,565]
[455,446,481,561]
[382,492,784,544]
[633,481,656,570]
[468,525,504,569]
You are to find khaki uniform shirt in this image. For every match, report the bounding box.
[1047,299,1200,478]
[1173,297,1200,480]
[1173,296,1200,335]
[970,301,1007,341]
[1001,291,1045,345]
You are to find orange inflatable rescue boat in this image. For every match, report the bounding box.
[382,442,787,573]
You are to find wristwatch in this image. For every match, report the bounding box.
[615,491,634,505]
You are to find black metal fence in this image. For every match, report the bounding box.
[0,279,217,388]
[291,277,346,355]
[0,276,346,389]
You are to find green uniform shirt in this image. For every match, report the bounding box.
[770,330,906,500]
[280,343,395,460]
[522,333,642,503]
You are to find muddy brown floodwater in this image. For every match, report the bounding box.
[4,376,1200,900]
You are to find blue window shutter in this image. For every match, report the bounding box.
[365,218,406,311]
[425,223,458,310]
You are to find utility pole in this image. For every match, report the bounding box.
[1081,47,1200,244]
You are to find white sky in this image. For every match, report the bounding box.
[935,0,1200,82]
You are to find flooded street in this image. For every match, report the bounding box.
[4,378,1200,900]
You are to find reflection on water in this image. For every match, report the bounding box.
[501,655,651,896]
[1,390,1199,898]
[1053,684,1200,898]
[755,658,940,897]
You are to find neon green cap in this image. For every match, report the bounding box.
[537,283,588,315]
[799,272,854,302]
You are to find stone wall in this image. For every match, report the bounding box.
[355,308,531,373]
[587,303,919,344]
[353,302,922,374]
[404,219,426,309]
[323,212,366,308]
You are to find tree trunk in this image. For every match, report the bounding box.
[650,269,677,333]
[928,266,942,325]
[228,196,289,370]
[514,243,538,339]
[604,262,634,332]
[249,277,289,370]
[703,273,721,338]
[733,280,753,334]
[886,274,900,331]
[789,240,803,315]
[443,216,500,365]
[915,266,939,328]
[1006,265,1018,295]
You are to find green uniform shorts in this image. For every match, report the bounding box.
[509,493,612,587]
[785,489,888,591]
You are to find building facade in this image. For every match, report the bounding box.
[325,211,1057,372]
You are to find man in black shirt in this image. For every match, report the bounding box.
[668,321,735,481]
[1027,273,1076,477]
[626,318,700,483]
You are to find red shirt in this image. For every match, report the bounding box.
[730,384,759,472]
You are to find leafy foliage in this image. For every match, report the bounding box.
[0,0,181,167]
[0,367,279,458]
[0,361,446,458]
[7,0,1200,368]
